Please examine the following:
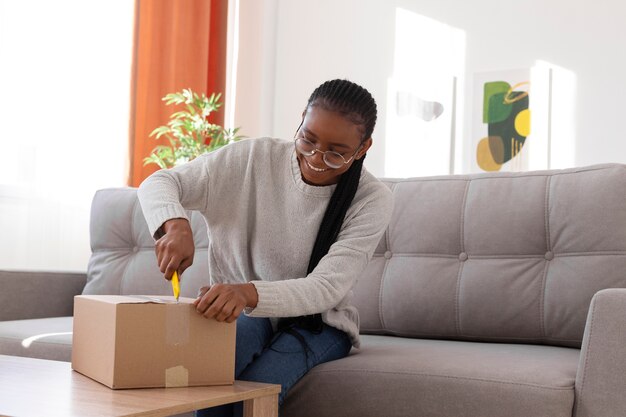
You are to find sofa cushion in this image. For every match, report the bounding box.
[355,164,626,347]
[0,317,73,361]
[283,335,579,417]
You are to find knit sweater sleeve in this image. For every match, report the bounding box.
[246,184,394,317]
[136,152,213,239]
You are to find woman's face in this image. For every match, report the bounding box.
[295,106,372,186]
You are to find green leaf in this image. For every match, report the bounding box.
[149,126,169,137]
[169,111,189,119]
[164,92,186,105]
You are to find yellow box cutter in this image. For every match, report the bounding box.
[171,271,180,303]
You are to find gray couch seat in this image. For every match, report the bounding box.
[283,335,579,417]
[0,317,73,362]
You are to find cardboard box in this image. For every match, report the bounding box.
[71,295,236,389]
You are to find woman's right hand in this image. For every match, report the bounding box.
[155,218,195,280]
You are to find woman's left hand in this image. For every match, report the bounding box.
[193,283,258,323]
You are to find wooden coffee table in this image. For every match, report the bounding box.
[0,355,281,417]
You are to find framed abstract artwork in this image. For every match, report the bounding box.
[469,68,551,173]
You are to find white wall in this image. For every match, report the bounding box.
[236,0,626,177]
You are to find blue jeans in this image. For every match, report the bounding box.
[196,315,352,417]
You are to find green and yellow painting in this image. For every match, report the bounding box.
[476,80,531,171]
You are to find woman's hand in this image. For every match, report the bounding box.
[193,283,259,323]
[155,218,195,280]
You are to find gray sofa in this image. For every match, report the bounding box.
[2,163,626,417]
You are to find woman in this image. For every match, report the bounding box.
[137,79,393,416]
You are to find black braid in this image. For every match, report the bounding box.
[275,80,377,360]
[307,155,365,274]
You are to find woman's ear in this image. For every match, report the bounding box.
[356,138,373,160]
[294,109,307,136]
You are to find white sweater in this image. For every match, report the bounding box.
[137,138,393,347]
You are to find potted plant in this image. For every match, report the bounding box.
[143,88,243,169]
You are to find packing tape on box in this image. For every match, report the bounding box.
[166,302,190,345]
[165,365,189,388]
[164,302,190,387]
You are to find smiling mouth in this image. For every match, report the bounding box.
[305,159,328,173]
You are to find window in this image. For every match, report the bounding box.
[0,1,134,271]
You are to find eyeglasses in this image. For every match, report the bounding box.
[294,137,361,169]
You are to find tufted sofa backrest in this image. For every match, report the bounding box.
[84,164,626,348]
[354,163,626,348]
[84,188,211,298]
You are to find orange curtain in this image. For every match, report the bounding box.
[128,0,228,187]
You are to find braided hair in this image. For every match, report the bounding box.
[277,79,378,342]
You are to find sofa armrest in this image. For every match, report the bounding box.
[574,288,626,417]
[0,270,86,321]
